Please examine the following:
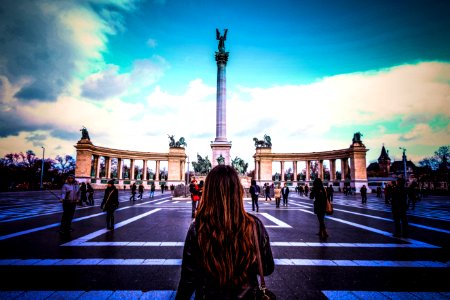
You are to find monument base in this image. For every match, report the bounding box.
[211,141,232,167]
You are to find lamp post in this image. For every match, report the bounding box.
[399,147,407,184]
[40,146,45,190]
[185,156,190,197]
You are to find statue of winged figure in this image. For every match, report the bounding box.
[216,28,228,53]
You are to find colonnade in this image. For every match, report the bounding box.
[75,138,186,189]
[253,139,368,191]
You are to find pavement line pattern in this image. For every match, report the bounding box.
[296,208,439,248]
[1,290,448,300]
[294,199,450,234]
[255,212,292,228]
[68,241,436,248]
[322,290,450,300]
[61,208,162,246]
[0,196,171,241]
[0,258,447,267]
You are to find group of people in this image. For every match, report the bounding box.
[58,167,413,298]
[249,181,290,211]
[79,182,94,206]
[129,182,158,201]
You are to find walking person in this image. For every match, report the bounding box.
[59,174,80,235]
[265,184,272,201]
[274,184,281,208]
[281,183,290,206]
[327,184,334,202]
[310,178,329,240]
[100,179,119,230]
[79,182,87,206]
[304,184,309,197]
[189,178,200,218]
[176,165,275,299]
[87,182,94,206]
[391,178,408,238]
[130,182,137,202]
[360,185,368,204]
[150,183,156,198]
[138,183,144,200]
[249,179,260,212]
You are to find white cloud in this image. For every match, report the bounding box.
[147,38,158,48]
[1,62,449,169]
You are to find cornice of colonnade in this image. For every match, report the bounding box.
[74,140,173,160]
[252,145,368,161]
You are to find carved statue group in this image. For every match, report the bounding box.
[192,154,212,175]
[168,134,187,148]
[231,156,248,175]
[253,134,272,148]
[352,132,364,145]
[216,28,228,53]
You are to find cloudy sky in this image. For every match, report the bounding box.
[0,0,449,171]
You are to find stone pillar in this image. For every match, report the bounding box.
[156,160,160,181]
[255,160,259,181]
[318,160,323,180]
[105,157,112,179]
[118,158,123,180]
[330,159,336,181]
[211,48,232,166]
[350,144,369,192]
[306,160,310,182]
[95,156,101,178]
[280,161,285,181]
[168,147,186,181]
[143,160,148,180]
[130,159,135,180]
[293,161,297,183]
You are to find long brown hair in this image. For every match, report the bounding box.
[196,165,256,288]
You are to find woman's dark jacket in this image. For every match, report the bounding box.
[310,187,327,215]
[176,214,274,300]
[101,187,119,212]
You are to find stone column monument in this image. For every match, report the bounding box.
[211,28,232,167]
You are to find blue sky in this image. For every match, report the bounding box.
[0,0,449,171]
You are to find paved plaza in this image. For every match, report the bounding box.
[0,189,449,299]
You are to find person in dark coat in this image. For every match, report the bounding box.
[326,184,334,202]
[310,178,328,239]
[176,165,274,299]
[360,185,368,204]
[391,178,408,238]
[138,183,144,200]
[79,182,87,206]
[281,183,290,206]
[130,182,137,202]
[249,179,260,212]
[87,183,94,206]
[101,179,119,230]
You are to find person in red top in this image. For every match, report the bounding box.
[189,178,200,218]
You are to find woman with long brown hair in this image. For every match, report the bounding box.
[176,165,274,299]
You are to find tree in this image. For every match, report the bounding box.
[51,155,76,175]
[419,145,449,170]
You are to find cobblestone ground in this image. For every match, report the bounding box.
[0,190,449,299]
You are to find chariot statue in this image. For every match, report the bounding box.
[352,132,364,146]
[168,134,187,148]
[253,134,272,148]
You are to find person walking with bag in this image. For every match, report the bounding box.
[130,182,137,202]
[59,174,80,235]
[310,178,329,240]
[250,179,260,212]
[176,165,275,299]
[101,179,119,230]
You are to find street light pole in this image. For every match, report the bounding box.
[185,156,190,197]
[40,146,45,190]
[399,147,407,184]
